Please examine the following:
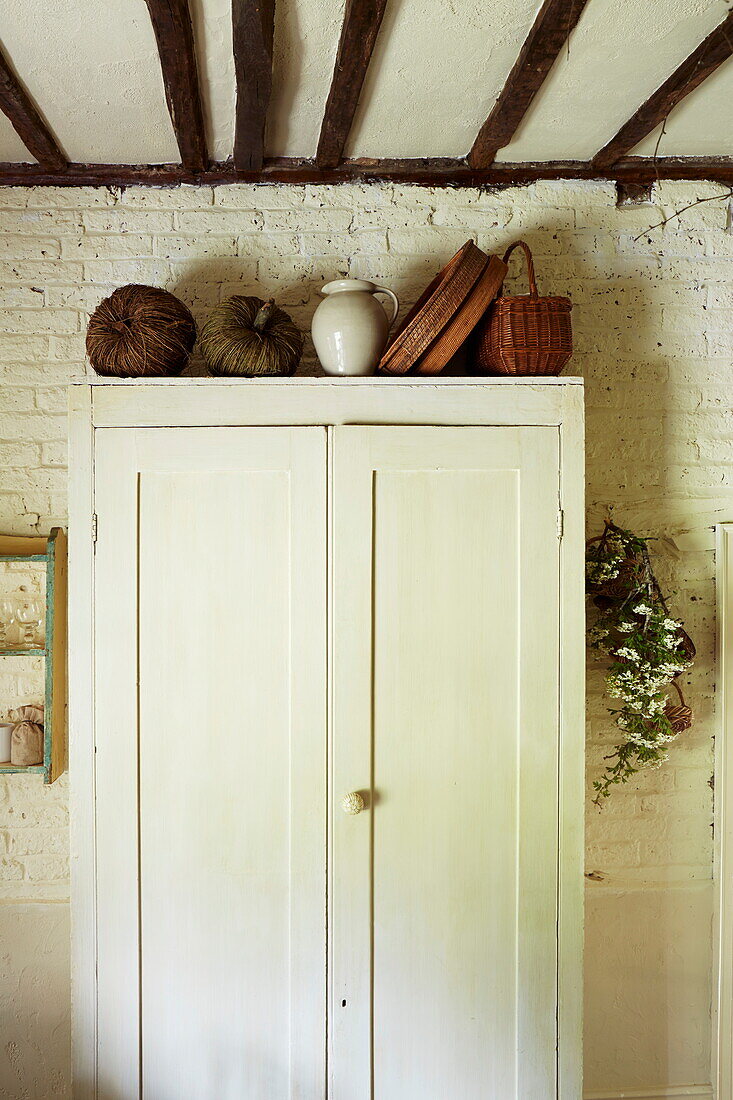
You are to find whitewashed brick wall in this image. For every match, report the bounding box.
[0,178,725,1097]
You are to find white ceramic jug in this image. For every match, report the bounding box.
[311,279,400,376]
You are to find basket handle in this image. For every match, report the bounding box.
[671,679,687,706]
[501,240,539,298]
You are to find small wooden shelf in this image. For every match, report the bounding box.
[0,528,67,783]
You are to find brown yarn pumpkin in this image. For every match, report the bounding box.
[199,296,303,377]
[86,284,197,377]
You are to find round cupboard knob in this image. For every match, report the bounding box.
[341,791,365,815]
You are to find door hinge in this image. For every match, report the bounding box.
[557,508,564,541]
[92,513,98,545]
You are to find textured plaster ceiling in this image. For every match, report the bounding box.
[634,54,733,157]
[0,0,178,163]
[267,0,344,156]
[0,0,730,164]
[498,0,729,162]
[190,0,236,162]
[345,0,543,159]
[0,109,32,162]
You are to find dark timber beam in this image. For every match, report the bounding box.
[0,156,731,188]
[593,10,733,169]
[143,0,207,172]
[469,0,590,170]
[232,0,276,171]
[316,0,388,168]
[0,43,66,170]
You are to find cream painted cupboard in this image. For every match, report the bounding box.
[69,378,584,1100]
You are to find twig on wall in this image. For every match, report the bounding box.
[633,188,733,240]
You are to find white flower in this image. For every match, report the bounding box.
[657,662,686,678]
[626,733,660,749]
[617,621,635,633]
[634,603,654,616]
[586,560,620,583]
[616,646,640,663]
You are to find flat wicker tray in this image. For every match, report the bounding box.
[414,255,507,374]
[379,241,488,375]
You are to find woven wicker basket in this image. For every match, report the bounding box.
[665,681,693,734]
[473,240,572,376]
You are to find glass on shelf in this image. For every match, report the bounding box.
[0,598,15,648]
[15,597,43,648]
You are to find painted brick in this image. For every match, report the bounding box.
[239,232,299,258]
[298,229,384,256]
[387,227,474,255]
[0,260,84,285]
[82,258,170,284]
[117,185,214,209]
[0,413,66,442]
[44,285,115,311]
[0,442,40,466]
[263,208,353,232]
[0,286,45,309]
[215,184,304,209]
[350,206,433,231]
[430,205,512,230]
[48,335,87,361]
[20,187,116,209]
[0,362,78,386]
[0,238,61,260]
[21,855,69,882]
[40,441,67,467]
[0,388,36,413]
[175,210,263,234]
[34,387,68,413]
[62,234,154,260]
[0,311,79,335]
[8,829,68,857]
[155,235,239,259]
[82,210,175,234]
[0,210,83,235]
[4,467,66,494]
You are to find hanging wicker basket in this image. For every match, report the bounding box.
[665,681,693,734]
[472,240,572,377]
[587,555,645,602]
[674,628,697,667]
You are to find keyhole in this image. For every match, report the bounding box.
[341,999,347,1008]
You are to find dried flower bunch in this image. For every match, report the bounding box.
[586,521,695,805]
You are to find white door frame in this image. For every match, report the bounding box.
[715,524,733,1098]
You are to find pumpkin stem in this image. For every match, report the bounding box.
[253,299,276,332]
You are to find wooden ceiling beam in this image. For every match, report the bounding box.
[469,0,590,170]
[232,0,276,171]
[0,43,66,170]
[143,0,207,172]
[593,11,733,169]
[0,156,731,188]
[316,0,388,169]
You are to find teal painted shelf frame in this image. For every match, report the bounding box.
[0,528,67,783]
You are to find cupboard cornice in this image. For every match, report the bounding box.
[73,376,584,430]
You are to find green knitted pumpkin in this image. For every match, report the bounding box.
[200,296,303,377]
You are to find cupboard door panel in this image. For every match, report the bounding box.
[331,426,560,1100]
[94,427,326,1100]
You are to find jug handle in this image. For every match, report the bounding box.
[373,286,400,327]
